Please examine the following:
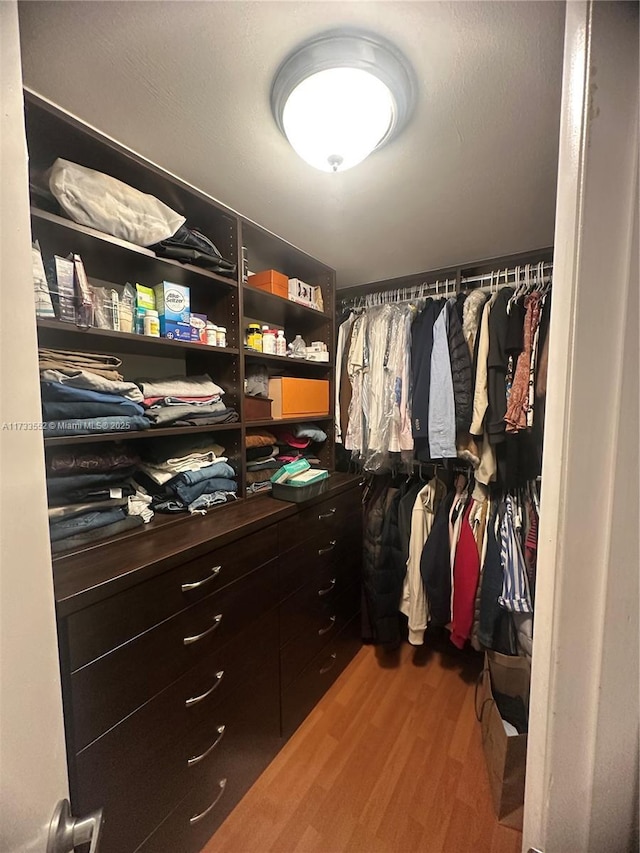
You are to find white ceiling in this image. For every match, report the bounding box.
[17,1,565,288]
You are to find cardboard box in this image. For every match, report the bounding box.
[288,278,323,311]
[477,652,530,830]
[268,377,329,419]
[247,269,288,299]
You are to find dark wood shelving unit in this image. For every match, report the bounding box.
[246,415,333,428]
[37,318,239,358]
[43,422,241,446]
[243,349,332,369]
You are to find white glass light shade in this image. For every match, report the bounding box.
[281,67,395,173]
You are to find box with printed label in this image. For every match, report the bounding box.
[190,313,208,343]
[153,281,191,338]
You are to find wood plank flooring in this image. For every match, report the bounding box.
[204,641,523,853]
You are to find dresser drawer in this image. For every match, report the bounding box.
[66,525,278,671]
[132,662,281,853]
[77,637,280,853]
[279,486,362,552]
[280,555,357,647]
[279,521,361,602]
[70,559,279,750]
[282,615,362,739]
[280,583,360,688]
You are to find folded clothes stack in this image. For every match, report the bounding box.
[245,430,278,495]
[273,423,327,465]
[39,348,150,437]
[134,433,238,514]
[45,444,152,554]
[137,374,239,428]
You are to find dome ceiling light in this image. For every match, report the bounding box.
[271,29,417,173]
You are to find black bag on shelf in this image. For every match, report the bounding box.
[152,225,237,276]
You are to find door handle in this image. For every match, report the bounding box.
[47,799,103,853]
[318,507,336,519]
[318,578,336,597]
[318,540,337,556]
[183,613,223,646]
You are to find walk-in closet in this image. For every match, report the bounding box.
[1,3,638,853]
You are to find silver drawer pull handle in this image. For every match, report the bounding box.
[319,652,338,675]
[318,578,336,597]
[185,671,224,708]
[189,779,227,825]
[318,508,336,519]
[181,565,221,592]
[318,541,337,556]
[188,725,226,767]
[183,613,222,646]
[318,615,337,636]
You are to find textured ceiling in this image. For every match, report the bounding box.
[17,1,565,288]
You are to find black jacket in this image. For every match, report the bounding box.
[420,488,456,626]
[487,288,514,444]
[446,301,473,432]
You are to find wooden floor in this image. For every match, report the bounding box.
[204,641,523,853]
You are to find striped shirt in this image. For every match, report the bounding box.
[498,496,533,613]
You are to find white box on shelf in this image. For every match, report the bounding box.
[305,351,330,362]
[288,278,323,311]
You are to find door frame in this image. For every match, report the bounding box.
[0,3,70,851]
[523,2,639,851]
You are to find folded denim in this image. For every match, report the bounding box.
[172,477,237,505]
[40,369,144,403]
[145,401,227,426]
[48,498,129,520]
[48,485,136,507]
[143,395,221,407]
[141,435,226,464]
[135,374,224,399]
[166,461,236,488]
[41,382,143,407]
[49,507,126,541]
[168,411,239,427]
[188,491,236,514]
[44,416,150,436]
[51,515,144,554]
[152,498,187,513]
[48,470,136,494]
[138,455,229,485]
[42,401,145,419]
[47,447,140,475]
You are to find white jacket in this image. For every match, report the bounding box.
[400,478,445,644]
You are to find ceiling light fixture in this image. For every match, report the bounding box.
[271,29,417,173]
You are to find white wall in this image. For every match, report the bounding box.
[524,2,639,851]
[0,3,70,850]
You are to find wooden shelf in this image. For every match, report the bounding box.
[36,318,239,358]
[246,415,332,428]
[44,422,241,446]
[243,350,331,369]
[31,207,238,288]
[242,287,328,327]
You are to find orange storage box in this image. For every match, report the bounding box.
[268,377,330,420]
[247,269,288,298]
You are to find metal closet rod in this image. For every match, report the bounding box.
[461,261,553,286]
[341,260,553,309]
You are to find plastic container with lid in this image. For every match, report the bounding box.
[206,322,218,346]
[247,323,262,351]
[288,334,307,358]
[216,326,227,348]
[262,328,276,354]
[144,309,160,337]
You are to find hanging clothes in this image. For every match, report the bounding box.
[400,474,446,644]
[335,311,355,444]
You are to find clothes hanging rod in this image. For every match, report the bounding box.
[460,261,553,286]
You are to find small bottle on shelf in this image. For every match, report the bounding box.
[216,326,227,348]
[247,323,262,351]
[288,334,306,358]
[276,329,287,355]
[206,322,218,346]
[143,309,160,337]
[262,328,276,354]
